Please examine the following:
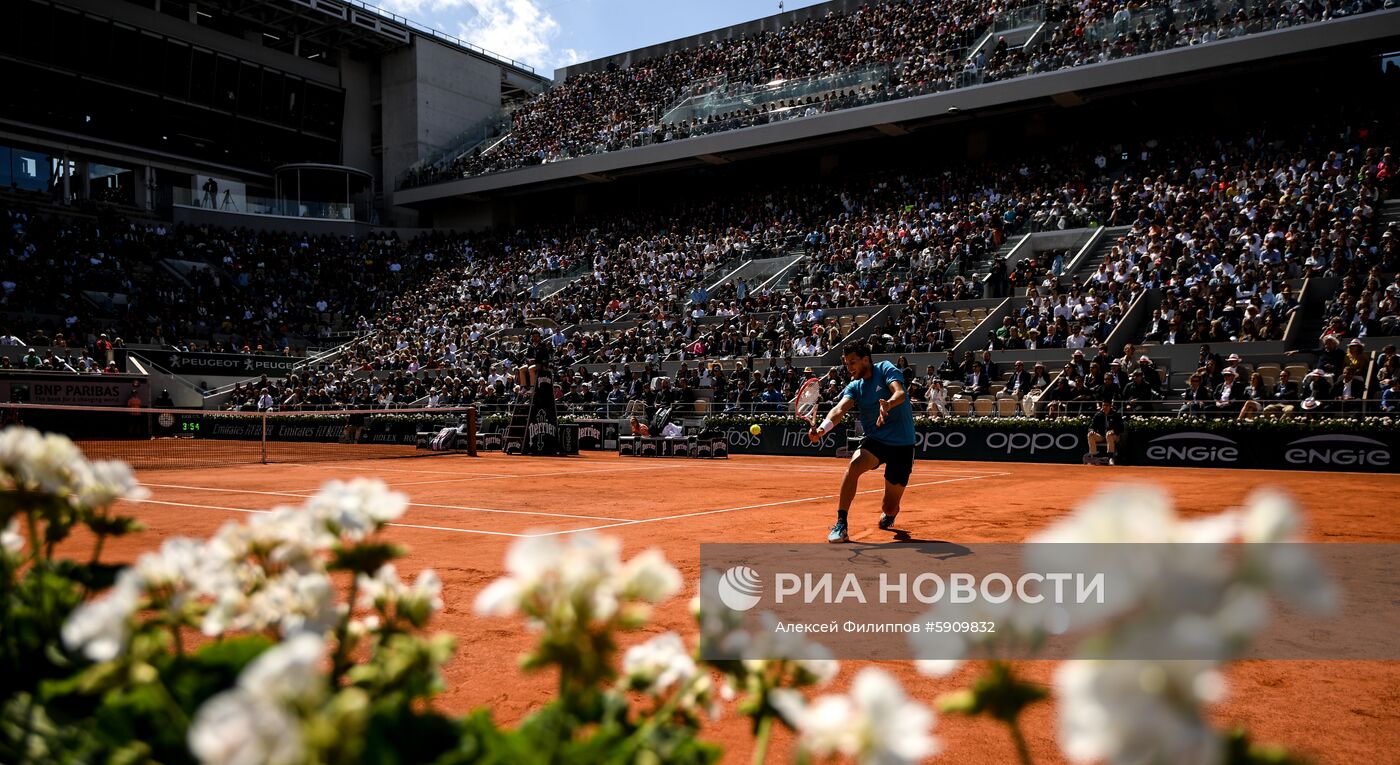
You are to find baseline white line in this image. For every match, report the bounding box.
[526,472,1009,537]
[139,483,628,521]
[127,498,529,537]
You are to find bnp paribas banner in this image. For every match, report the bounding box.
[707,422,1085,464]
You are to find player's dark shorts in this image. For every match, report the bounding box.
[858,438,914,487]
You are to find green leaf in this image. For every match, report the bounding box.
[331,542,404,574]
[86,514,145,538]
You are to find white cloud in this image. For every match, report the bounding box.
[373,0,584,72]
[454,0,568,72]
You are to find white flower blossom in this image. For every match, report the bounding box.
[357,563,406,610]
[61,568,144,661]
[304,478,407,540]
[619,549,683,602]
[204,570,338,638]
[723,613,840,685]
[786,668,939,765]
[73,459,149,507]
[1057,660,1224,765]
[188,689,304,765]
[136,537,228,609]
[0,427,83,495]
[406,568,444,616]
[237,632,326,704]
[622,632,697,695]
[475,533,675,633]
[2,517,23,557]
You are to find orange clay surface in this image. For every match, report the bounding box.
[85,451,1400,764]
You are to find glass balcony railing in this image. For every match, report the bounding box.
[171,188,373,223]
[661,63,892,127]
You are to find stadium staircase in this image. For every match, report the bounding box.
[1064,225,1132,288]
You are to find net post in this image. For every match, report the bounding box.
[261,412,268,464]
[467,407,477,456]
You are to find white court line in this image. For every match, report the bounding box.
[527,472,1009,537]
[128,498,529,537]
[132,471,1012,539]
[138,483,628,522]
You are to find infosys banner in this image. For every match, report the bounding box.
[1128,430,1400,472]
[708,423,1084,464]
[149,352,306,377]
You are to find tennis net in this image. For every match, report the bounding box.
[0,403,477,470]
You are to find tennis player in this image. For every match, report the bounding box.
[808,342,915,543]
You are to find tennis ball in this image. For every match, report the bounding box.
[749,424,762,436]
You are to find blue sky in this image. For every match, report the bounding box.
[374,0,827,75]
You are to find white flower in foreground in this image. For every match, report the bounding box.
[204,570,339,638]
[304,478,407,540]
[188,688,304,765]
[405,568,444,616]
[2,517,23,556]
[1025,484,1335,651]
[474,533,675,631]
[61,568,144,661]
[911,593,1064,678]
[73,458,149,507]
[357,563,407,610]
[786,668,939,765]
[237,632,326,704]
[360,564,444,621]
[723,613,840,685]
[135,537,227,609]
[619,549,683,602]
[622,632,697,695]
[0,427,85,495]
[1056,660,1224,765]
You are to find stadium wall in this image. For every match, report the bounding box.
[381,38,506,191]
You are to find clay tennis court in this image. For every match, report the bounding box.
[82,451,1400,764]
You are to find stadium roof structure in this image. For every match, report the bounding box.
[169,0,543,87]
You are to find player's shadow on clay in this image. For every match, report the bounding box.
[843,539,972,562]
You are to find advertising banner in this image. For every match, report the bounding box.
[1127,429,1400,473]
[1,375,149,407]
[150,352,305,377]
[574,419,621,450]
[705,422,1084,464]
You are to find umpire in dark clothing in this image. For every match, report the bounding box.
[1087,400,1125,464]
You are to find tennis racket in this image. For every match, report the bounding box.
[794,377,823,428]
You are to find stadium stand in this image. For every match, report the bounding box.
[400,0,1391,186]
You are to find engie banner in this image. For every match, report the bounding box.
[1126,429,1400,473]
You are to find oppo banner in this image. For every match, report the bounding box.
[708,423,1084,463]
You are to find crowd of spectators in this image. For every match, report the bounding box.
[5,109,1396,422]
[401,0,1387,186]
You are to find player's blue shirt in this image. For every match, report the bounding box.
[841,360,915,446]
